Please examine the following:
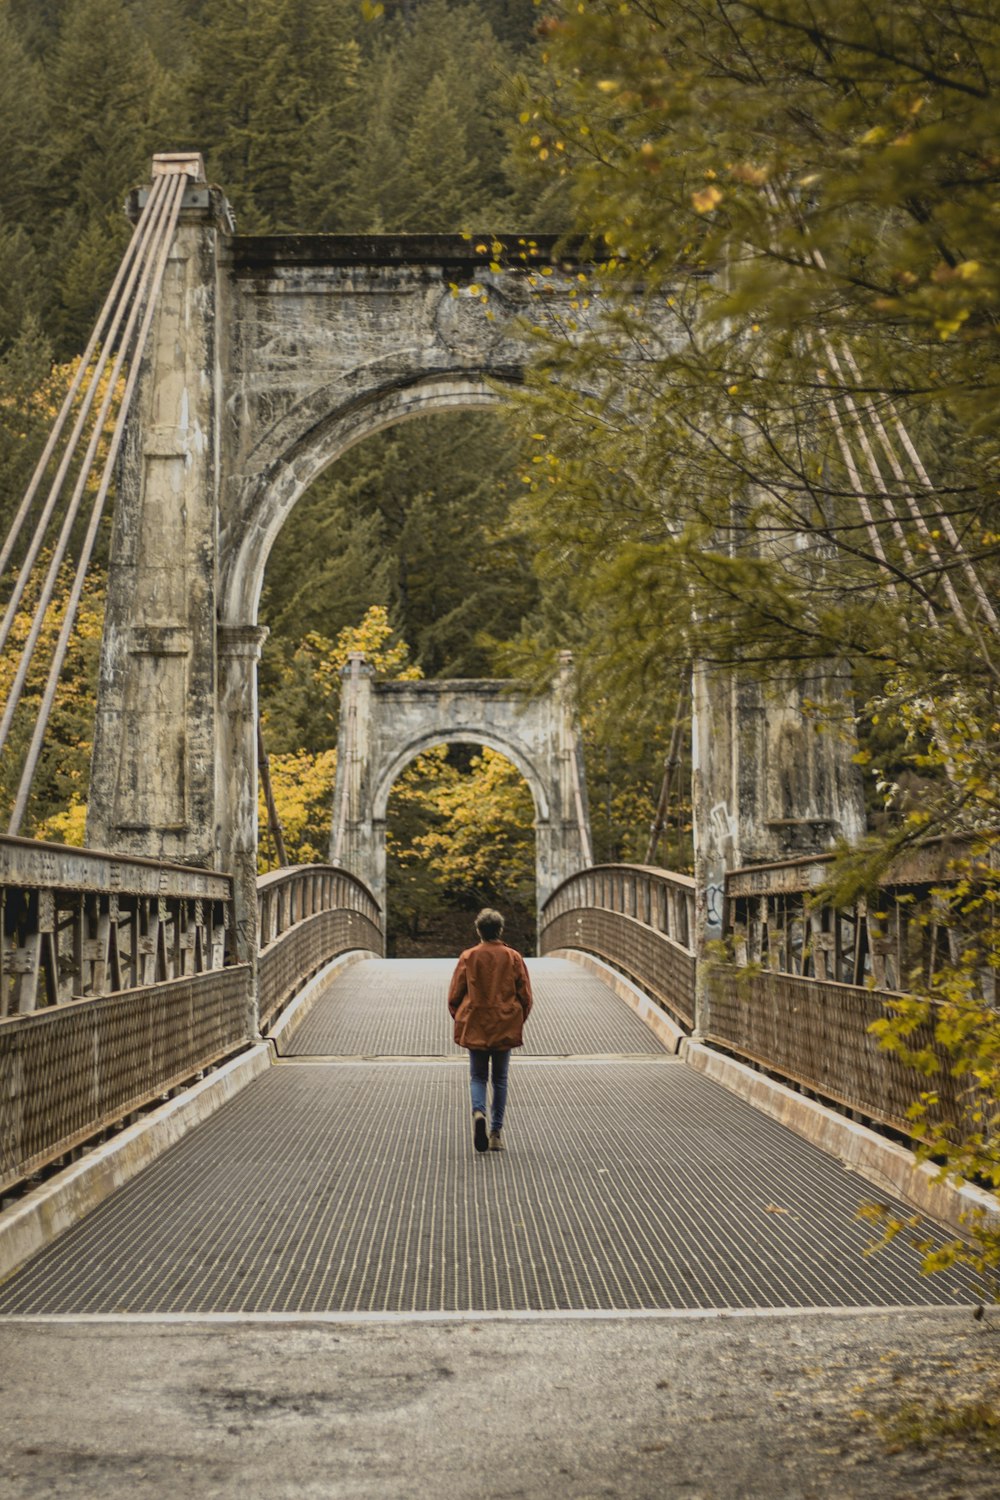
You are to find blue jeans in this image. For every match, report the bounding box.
[468,1048,511,1133]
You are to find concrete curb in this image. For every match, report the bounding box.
[268,948,380,1051]
[0,1042,271,1285]
[682,1039,999,1236]
[549,949,686,1054]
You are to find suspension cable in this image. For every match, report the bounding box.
[7,172,188,832]
[0,204,153,583]
[0,173,182,762]
[815,367,911,610]
[760,183,997,630]
[836,342,999,630]
[819,337,950,623]
[801,217,996,626]
[0,174,173,657]
[0,181,185,835]
[5,174,187,834]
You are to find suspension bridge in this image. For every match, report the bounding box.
[0,154,997,1497]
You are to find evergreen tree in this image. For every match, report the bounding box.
[131,0,202,72]
[0,226,47,352]
[45,0,179,219]
[288,0,363,231]
[343,49,411,231]
[261,412,539,687]
[477,0,536,51]
[55,210,136,356]
[347,0,516,229]
[185,0,362,232]
[0,319,56,537]
[0,11,51,236]
[5,0,67,61]
[43,0,182,351]
[394,74,482,230]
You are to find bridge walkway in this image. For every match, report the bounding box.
[0,957,969,1315]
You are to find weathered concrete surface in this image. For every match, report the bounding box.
[1,1310,997,1498]
[0,835,231,900]
[217,234,580,626]
[330,656,591,913]
[85,199,598,964]
[88,177,225,869]
[690,661,867,974]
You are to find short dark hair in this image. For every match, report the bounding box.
[475,907,504,941]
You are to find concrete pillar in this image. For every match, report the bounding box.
[217,625,268,1031]
[691,659,866,1034]
[88,163,232,871]
[327,656,593,936]
[329,652,377,889]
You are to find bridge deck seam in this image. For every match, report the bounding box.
[273,1053,683,1066]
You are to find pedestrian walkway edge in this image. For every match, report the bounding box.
[0,1042,272,1286]
[268,948,380,1050]
[547,948,685,1052]
[682,1039,999,1236]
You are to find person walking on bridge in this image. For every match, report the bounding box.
[448,908,533,1154]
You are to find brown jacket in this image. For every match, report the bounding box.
[447,940,533,1050]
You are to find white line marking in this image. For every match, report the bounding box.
[0,1304,971,1326]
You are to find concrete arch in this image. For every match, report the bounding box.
[330,663,591,930]
[87,215,582,961]
[371,729,550,825]
[222,371,516,627]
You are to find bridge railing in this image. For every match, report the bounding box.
[0,837,248,1195]
[0,842,383,1195]
[703,840,989,1135]
[539,844,986,1141]
[257,864,383,1030]
[539,863,697,1029]
[0,837,235,1016]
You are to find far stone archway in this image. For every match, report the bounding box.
[330,653,592,924]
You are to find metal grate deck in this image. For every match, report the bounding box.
[280,957,665,1057]
[0,1056,970,1315]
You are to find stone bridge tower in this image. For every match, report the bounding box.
[86,156,864,962]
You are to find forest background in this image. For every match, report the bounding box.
[0,0,685,955]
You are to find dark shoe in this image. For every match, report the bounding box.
[473,1111,489,1153]
[488,1131,504,1152]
